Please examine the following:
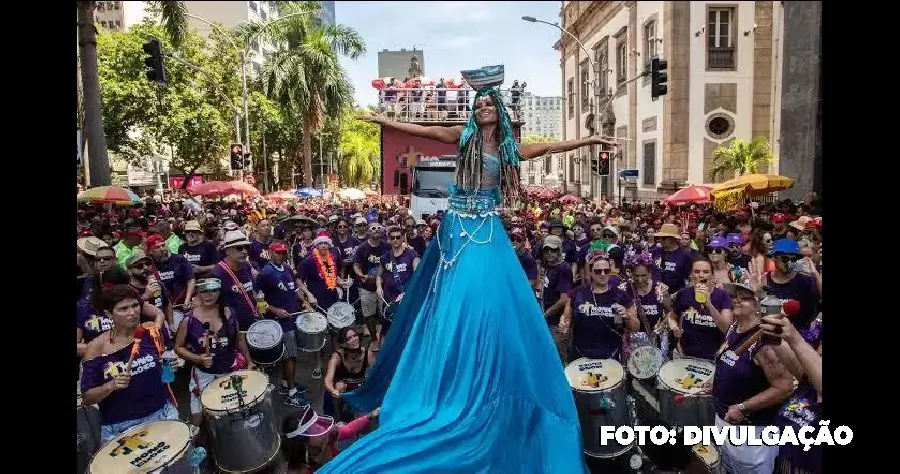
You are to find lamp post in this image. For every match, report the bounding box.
[185,9,320,177]
[523,15,603,198]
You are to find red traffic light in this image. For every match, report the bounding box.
[599,151,610,160]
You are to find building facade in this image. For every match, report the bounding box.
[559,1,789,201]
[519,93,565,188]
[93,1,150,31]
[185,1,278,75]
[377,48,426,80]
[318,1,336,25]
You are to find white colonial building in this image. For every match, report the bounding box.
[559,1,785,200]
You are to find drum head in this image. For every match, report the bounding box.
[658,358,715,394]
[627,345,664,380]
[296,312,328,334]
[327,302,355,328]
[564,357,625,392]
[90,420,191,474]
[247,320,284,350]
[693,443,719,467]
[201,369,269,413]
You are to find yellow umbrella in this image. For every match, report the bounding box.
[712,174,794,194]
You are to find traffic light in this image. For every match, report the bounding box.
[230,144,244,171]
[591,150,611,176]
[650,56,668,100]
[142,38,167,85]
[243,153,252,169]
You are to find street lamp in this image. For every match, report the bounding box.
[186,9,320,175]
[523,15,604,198]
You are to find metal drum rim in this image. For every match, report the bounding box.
[247,320,284,350]
[658,357,716,393]
[89,419,192,473]
[296,311,328,335]
[202,372,272,415]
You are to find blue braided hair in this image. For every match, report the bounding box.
[456,88,522,205]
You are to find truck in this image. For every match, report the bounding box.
[409,155,457,220]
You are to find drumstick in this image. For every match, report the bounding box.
[127,328,148,373]
[734,299,800,356]
[203,322,212,356]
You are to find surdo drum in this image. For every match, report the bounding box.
[201,370,280,472]
[326,301,356,334]
[295,311,328,352]
[657,358,716,428]
[77,395,101,474]
[246,319,285,366]
[89,420,195,474]
[565,358,633,458]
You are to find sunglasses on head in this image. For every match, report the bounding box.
[592,267,612,275]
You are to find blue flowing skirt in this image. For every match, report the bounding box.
[319,189,588,474]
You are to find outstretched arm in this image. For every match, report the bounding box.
[369,115,464,144]
[519,136,617,160]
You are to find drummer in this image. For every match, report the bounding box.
[353,222,389,347]
[213,230,258,332]
[280,404,380,472]
[291,222,316,270]
[617,249,672,343]
[324,327,377,421]
[174,277,253,426]
[375,225,420,341]
[667,257,733,360]
[80,284,179,444]
[257,241,310,406]
[708,282,793,473]
[559,251,638,362]
[146,233,195,327]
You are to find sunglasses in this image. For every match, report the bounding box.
[131,263,148,270]
[728,244,741,249]
[337,225,348,229]
[389,234,403,240]
[774,254,800,263]
[592,268,612,275]
[590,227,603,233]
[231,246,249,252]
[709,248,726,254]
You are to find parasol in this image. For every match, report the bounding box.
[712,174,794,194]
[192,180,260,197]
[663,185,713,206]
[78,186,142,205]
[338,188,366,200]
[265,190,298,202]
[558,194,581,204]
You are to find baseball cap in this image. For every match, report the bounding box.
[542,235,563,249]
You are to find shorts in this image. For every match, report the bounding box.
[189,368,221,414]
[358,288,378,318]
[283,330,298,360]
[100,402,179,444]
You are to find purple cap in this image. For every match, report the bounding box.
[726,233,743,246]
[709,236,728,249]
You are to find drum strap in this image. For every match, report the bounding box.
[140,322,179,408]
[217,261,259,318]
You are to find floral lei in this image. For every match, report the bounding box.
[314,250,338,290]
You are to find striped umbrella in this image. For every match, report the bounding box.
[77,186,142,205]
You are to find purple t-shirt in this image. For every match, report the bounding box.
[651,246,694,293]
[561,238,577,264]
[516,249,539,281]
[180,240,218,267]
[80,339,168,424]
[541,262,574,326]
[155,254,194,303]
[354,240,390,292]
[380,247,418,302]
[713,324,777,425]
[77,301,113,343]
[249,239,273,270]
[672,286,733,360]
[776,378,822,473]
[301,254,341,311]
[211,261,256,331]
[181,312,239,374]
[570,285,633,360]
[334,234,360,266]
[618,280,669,329]
[763,272,820,330]
[257,262,300,332]
[291,241,315,270]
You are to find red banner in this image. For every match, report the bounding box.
[169,175,204,191]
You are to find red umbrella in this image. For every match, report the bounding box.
[558,194,581,204]
[663,185,713,206]
[192,180,260,197]
[224,180,260,196]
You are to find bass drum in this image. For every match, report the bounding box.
[77,395,101,474]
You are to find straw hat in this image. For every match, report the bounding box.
[77,237,107,256]
[654,223,681,238]
[222,230,251,249]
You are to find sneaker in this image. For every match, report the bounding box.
[311,368,322,379]
[294,383,309,395]
[278,385,290,396]
[283,392,309,407]
[280,383,308,396]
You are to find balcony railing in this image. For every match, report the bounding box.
[377,88,526,123]
[707,47,736,70]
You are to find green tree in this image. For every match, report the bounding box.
[248,88,293,191]
[241,1,366,187]
[97,23,242,187]
[709,137,775,182]
[78,1,187,186]
[335,111,380,187]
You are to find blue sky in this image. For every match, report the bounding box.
[335,1,564,108]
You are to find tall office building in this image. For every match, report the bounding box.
[185,1,278,75]
[378,48,425,80]
[92,1,150,31]
[318,1,335,25]
[520,93,563,139]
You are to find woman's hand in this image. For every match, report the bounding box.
[670,325,684,338]
[200,354,214,369]
[760,314,800,344]
[724,404,745,423]
[110,373,131,391]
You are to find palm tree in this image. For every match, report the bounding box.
[709,137,775,182]
[243,1,365,187]
[337,114,380,187]
[77,1,187,186]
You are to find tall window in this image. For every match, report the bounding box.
[643,141,657,187]
[567,78,575,118]
[707,7,736,70]
[594,38,609,98]
[616,40,627,84]
[568,154,576,183]
[580,60,590,111]
[544,156,552,175]
[644,21,657,59]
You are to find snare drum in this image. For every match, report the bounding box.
[246,319,285,366]
[627,340,664,380]
[295,311,328,352]
[89,420,194,474]
[201,370,280,473]
[327,301,356,333]
[657,358,716,428]
[565,358,633,459]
